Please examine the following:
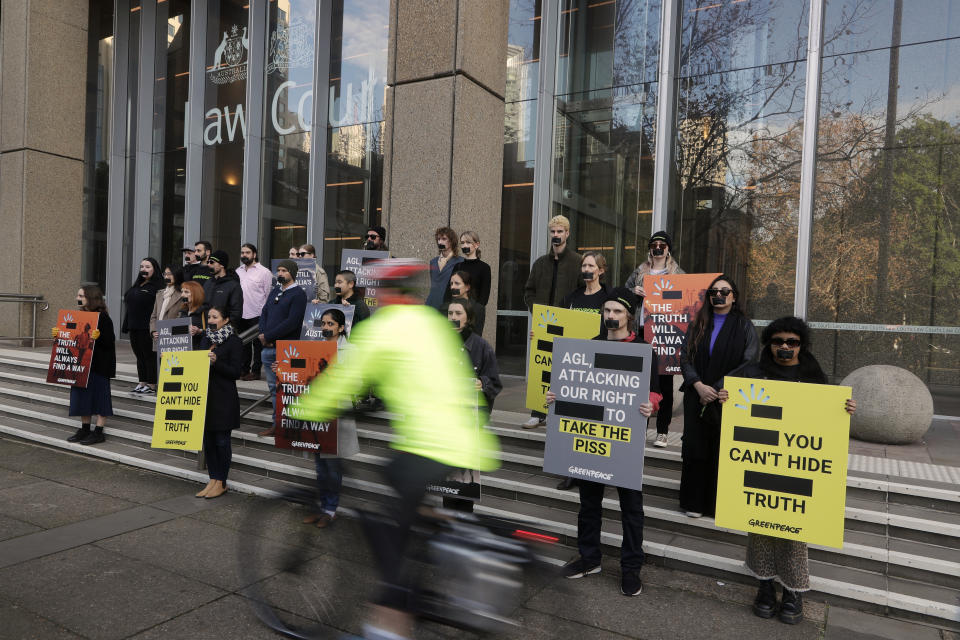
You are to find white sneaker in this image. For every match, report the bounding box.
[522,416,546,429]
[653,433,668,448]
[685,511,702,518]
[132,384,145,393]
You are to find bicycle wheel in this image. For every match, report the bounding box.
[237,487,378,639]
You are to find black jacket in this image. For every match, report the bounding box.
[334,292,371,326]
[523,245,582,310]
[460,329,501,409]
[122,279,162,333]
[90,314,117,379]
[198,331,242,431]
[184,263,214,284]
[202,271,244,325]
[457,259,492,306]
[179,308,206,349]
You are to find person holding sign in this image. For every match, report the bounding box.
[178,281,207,349]
[63,286,116,445]
[717,316,856,624]
[150,266,184,353]
[297,244,331,304]
[332,270,370,326]
[546,288,660,596]
[448,270,485,334]
[679,275,758,519]
[195,305,243,499]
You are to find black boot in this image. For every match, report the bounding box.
[79,426,105,446]
[67,424,91,443]
[778,588,803,624]
[752,579,777,619]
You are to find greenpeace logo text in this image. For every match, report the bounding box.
[568,466,613,481]
[748,518,802,534]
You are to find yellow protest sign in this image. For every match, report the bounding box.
[525,304,600,412]
[151,351,211,451]
[716,377,852,548]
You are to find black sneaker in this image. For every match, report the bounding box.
[621,570,643,596]
[67,427,90,443]
[562,557,601,579]
[79,430,105,446]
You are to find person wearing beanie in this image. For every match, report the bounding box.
[202,249,244,326]
[364,225,387,251]
[625,230,685,449]
[256,259,307,437]
[548,285,661,597]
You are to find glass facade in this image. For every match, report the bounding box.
[89,0,959,403]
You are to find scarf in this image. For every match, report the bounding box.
[158,286,177,320]
[205,323,235,345]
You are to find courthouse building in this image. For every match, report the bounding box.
[1,0,957,408]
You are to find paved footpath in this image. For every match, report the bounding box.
[0,437,956,640]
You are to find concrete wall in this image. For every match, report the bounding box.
[0,0,88,342]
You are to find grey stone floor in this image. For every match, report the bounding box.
[1,437,956,640]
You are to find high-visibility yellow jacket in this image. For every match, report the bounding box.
[297,304,501,471]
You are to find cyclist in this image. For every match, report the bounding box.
[297,259,500,640]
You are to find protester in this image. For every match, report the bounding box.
[122,258,163,394]
[300,308,359,528]
[184,241,214,283]
[547,288,659,597]
[298,244,331,303]
[333,269,370,326]
[719,316,856,624]
[61,285,116,446]
[448,270,485,334]
[457,231,491,306]
[288,246,299,258]
[426,227,463,309]
[560,251,609,314]
[364,225,388,251]
[257,260,308,437]
[178,281,206,349]
[202,250,244,324]
[150,266,184,354]
[181,246,195,268]
[521,215,582,428]
[679,274,758,518]
[194,305,242,499]
[625,231,686,449]
[236,243,273,381]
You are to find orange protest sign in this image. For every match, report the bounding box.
[273,340,339,452]
[642,273,720,374]
[47,309,100,387]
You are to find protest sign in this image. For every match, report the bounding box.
[273,340,339,452]
[715,376,852,548]
[47,309,100,388]
[340,249,389,311]
[151,351,210,450]
[156,317,193,366]
[641,273,720,374]
[543,338,652,491]
[271,258,317,298]
[300,303,356,340]
[525,305,599,412]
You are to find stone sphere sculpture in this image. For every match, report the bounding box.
[840,365,934,444]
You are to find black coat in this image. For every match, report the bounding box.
[457,259,492,306]
[202,271,244,324]
[334,292,371,325]
[122,279,162,332]
[198,332,242,431]
[179,309,206,349]
[90,314,117,379]
[461,329,501,409]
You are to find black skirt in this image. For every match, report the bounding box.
[69,372,114,417]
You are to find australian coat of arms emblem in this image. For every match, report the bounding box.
[209,25,249,85]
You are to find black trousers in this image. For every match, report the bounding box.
[656,374,674,434]
[204,430,232,481]
[129,329,156,384]
[577,480,645,572]
[236,317,262,375]
[363,452,450,610]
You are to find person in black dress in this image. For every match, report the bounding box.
[65,285,116,446]
[123,258,163,394]
[195,305,242,499]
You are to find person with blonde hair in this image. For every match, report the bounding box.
[456,230,492,306]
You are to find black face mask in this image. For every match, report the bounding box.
[775,348,795,361]
[277,275,288,285]
[551,236,562,246]
[450,288,461,297]
[450,319,461,329]
[320,329,335,339]
[138,271,148,280]
[240,256,252,266]
[461,246,471,255]
[651,247,664,257]
[76,299,84,306]
[581,271,593,281]
[334,286,342,295]
[180,296,188,303]
[165,277,173,285]
[364,240,376,250]
[710,296,727,306]
[604,318,620,330]
[437,243,446,252]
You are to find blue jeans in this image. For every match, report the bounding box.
[314,456,343,513]
[261,346,276,411]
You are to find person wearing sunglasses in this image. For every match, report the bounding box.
[625,231,685,449]
[297,244,331,304]
[716,316,856,625]
[364,225,388,251]
[678,274,758,520]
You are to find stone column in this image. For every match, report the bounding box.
[0,0,88,341]
[382,0,508,342]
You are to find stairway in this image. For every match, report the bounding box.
[0,347,957,629]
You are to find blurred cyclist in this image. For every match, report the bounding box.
[298,259,500,640]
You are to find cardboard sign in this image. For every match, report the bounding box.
[525,305,600,412]
[300,303,356,340]
[715,377,852,548]
[340,249,389,311]
[544,338,652,490]
[156,317,193,366]
[151,351,210,450]
[271,258,317,298]
[273,340,340,452]
[641,273,720,374]
[47,309,100,388]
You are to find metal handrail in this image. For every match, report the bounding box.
[0,294,49,348]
